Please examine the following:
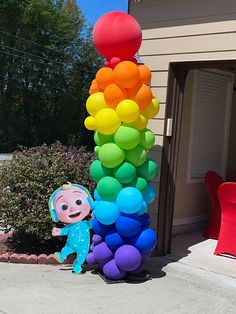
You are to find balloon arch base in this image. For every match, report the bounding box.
[93,268,152,284]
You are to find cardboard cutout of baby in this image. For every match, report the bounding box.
[49,183,94,274]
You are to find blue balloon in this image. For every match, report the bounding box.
[142,184,156,204]
[93,201,120,225]
[139,213,151,227]
[116,214,142,238]
[94,189,102,201]
[137,201,148,215]
[105,228,126,251]
[116,187,143,214]
[131,228,157,253]
[92,218,111,236]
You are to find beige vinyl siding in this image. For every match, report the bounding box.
[141,34,236,56]
[130,0,236,29]
[129,0,236,146]
[151,72,169,87]
[129,0,236,229]
[139,20,236,39]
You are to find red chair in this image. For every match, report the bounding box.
[203,171,224,239]
[214,182,236,257]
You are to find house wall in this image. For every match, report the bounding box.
[129,0,236,229]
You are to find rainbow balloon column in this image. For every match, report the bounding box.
[85,12,159,280]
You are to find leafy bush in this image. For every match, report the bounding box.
[0,142,96,246]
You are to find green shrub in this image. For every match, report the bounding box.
[0,142,96,245]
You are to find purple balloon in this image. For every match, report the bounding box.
[115,245,141,271]
[92,234,103,245]
[129,262,144,275]
[141,252,152,262]
[93,242,114,264]
[103,259,127,280]
[90,244,94,252]
[86,252,97,265]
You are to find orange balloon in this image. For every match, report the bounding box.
[127,82,142,99]
[139,65,151,84]
[104,83,127,108]
[96,67,115,90]
[89,81,101,95]
[114,61,140,88]
[133,84,153,109]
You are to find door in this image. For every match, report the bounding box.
[157,60,236,256]
[173,69,233,231]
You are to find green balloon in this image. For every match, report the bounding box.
[113,162,137,184]
[130,177,148,193]
[97,176,123,201]
[94,145,100,156]
[114,126,140,150]
[99,143,125,168]
[137,158,159,181]
[94,132,114,146]
[139,129,155,150]
[90,160,113,182]
[125,145,147,167]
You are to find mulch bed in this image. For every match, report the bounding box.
[0,232,76,265]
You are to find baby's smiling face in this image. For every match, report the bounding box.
[53,186,91,224]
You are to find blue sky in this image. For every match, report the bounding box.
[77,0,129,25]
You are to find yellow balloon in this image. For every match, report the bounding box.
[84,116,95,130]
[116,99,140,123]
[86,92,107,117]
[95,108,121,135]
[127,114,148,130]
[141,97,160,119]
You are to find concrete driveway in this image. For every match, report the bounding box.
[0,257,236,314]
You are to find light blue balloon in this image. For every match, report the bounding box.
[116,187,143,214]
[93,201,120,225]
[137,201,148,216]
[94,189,102,201]
[143,184,156,204]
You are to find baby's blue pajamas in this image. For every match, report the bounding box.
[56,220,92,274]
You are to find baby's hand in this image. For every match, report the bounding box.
[52,228,60,237]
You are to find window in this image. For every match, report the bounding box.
[187,69,233,183]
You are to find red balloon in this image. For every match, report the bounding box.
[93,12,142,60]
